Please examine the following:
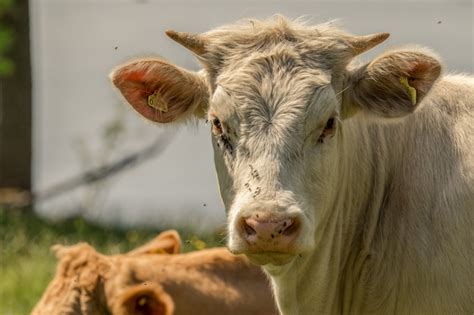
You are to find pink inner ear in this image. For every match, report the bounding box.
[112,60,192,123]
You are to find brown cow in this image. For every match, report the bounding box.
[31,230,277,315]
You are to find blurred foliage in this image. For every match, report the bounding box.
[0,207,225,314]
[0,0,14,10]
[0,0,14,76]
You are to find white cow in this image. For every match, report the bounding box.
[111,16,474,314]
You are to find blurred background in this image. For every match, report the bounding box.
[0,0,472,313]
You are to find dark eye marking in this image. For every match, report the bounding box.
[325,117,334,129]
[317,117,336,144]
[212,117,222,133]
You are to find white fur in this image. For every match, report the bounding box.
[114,16,474,314]
[204,19,473,314]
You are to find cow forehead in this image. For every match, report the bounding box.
[217,44,332,89]
[207,19,347,126]
[219,50,329,99]
[213,55,333,136]
[210,81,336,167]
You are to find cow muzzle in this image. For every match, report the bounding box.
[240,212,300,252]
[229,199,305,265]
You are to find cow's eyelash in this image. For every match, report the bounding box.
[209,114,235,154]
[208,113,224,135]
[317,117,337,144]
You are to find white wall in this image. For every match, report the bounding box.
[30,0,473,230]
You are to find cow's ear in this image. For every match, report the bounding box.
[113,284,174,315]
[110,59,209,123]
[343,49,442,119]
[127,230,181,256]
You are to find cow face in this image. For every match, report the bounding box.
[111,16,441,266]
[208,58,339,266]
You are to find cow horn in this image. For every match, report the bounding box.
[166,30,207,56]
[346,32,390,56]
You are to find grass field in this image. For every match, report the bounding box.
[0,207,225,315]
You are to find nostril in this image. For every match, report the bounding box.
[282,220,298,236]
[241,219,256,236]
[279,218,299,236]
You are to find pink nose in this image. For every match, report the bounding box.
[240,212,299,252]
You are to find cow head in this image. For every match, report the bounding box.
[32,231,182,314]
[110,16,441,266]
[31,243,111,315]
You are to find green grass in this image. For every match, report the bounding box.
[0,207,225,315]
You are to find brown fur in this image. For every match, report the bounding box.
[127,230,181,256]
[31,230,277,315]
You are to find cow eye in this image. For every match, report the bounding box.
[325,118,334,130]
[209,115,234,154]
[210,116,223,135]
[317,117,336,144]
[212,117,221,129]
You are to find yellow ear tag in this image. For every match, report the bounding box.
[147,90,168,112]
[400,77,417,106]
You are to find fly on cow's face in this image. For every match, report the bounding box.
[210,114,234,154]
[218,134,233,154]
[252,187,261,198]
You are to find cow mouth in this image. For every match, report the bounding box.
[229,234,303,265]
[244,252,296,266]
[229,245,301,266]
